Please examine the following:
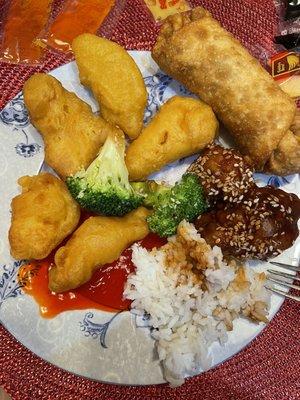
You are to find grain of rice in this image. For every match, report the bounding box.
[124,221,270,387]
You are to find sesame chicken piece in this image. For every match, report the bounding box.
[195,186,300,260]
[188,144,255,206]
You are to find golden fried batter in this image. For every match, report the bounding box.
[23,73,122,179]
[49,207,150,293]
[152,7,297,174]
[266,130,300,176]
[125,96,218,181]
[72,34,147,139]
[9,173,80,260]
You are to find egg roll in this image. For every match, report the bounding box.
[152,7,298,175]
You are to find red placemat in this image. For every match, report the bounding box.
[0,1,299,399]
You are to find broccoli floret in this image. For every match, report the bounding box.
[132,173,207,237]
[66,133,142,216]
[131,180,171,208]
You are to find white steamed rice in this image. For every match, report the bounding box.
[124,221,270,386]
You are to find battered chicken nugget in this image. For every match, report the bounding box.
[125,96,218,181]
[72,34,147,139]
[49,207,150,293]
[9,173,80,260]
[23,73,122,179]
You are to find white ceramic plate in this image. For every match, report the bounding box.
[0,51,299,385]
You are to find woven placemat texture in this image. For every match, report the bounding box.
[0,1,299,399]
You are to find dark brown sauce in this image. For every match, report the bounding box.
[18,233,166,318]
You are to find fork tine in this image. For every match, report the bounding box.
[267,269,300,282]
[267,276,300,291]
[269,261,300,272]
[267,287,300,302]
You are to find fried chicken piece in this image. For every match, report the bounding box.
[195,186,300,260]
[126,96,218,180]
[188,144,254,205]
[72,34,147,139]
[23,73,122,179]
[9,173,80,260]
[49,207,150,292]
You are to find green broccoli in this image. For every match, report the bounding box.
[131,180,171,208]
[132,173,207,237]
[66,133,142,216]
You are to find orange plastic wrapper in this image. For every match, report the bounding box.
[36,0,116,54]
[0,0,53,64]
[143,0,190,21]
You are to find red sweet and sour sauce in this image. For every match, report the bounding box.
[18,233,166,318]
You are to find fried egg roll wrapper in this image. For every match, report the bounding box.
[9,173,80,260]
[266,129,300,175]
[49,207,150,293]
[23,73,122,179]
[152,7,298,175]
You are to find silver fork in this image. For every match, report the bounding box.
[267,261,300,302]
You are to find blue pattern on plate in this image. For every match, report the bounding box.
[14,128,41,158]
[0,94,41,158]
[15,141,41,158]
[267,176,290,188]
[134,312,151,329]
[253,173,292,188]
[143,73,172,124]
[0,261,24,308]
[143,72,195,125]
[0,94,29,128]
[79,311,121,349]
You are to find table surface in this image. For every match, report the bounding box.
[0,1,299,400]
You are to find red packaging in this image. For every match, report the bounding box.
[143,0,191,21]
[269,49,300,98]
[35,0,117,54]
[0,0,53,64]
